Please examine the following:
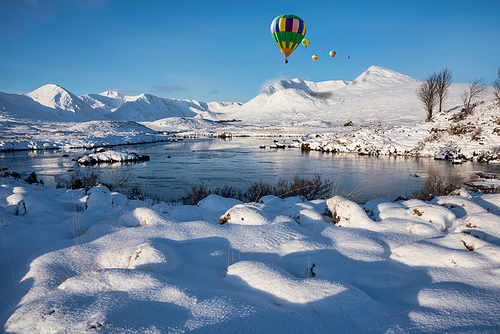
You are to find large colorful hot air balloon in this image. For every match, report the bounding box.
[312,55,318,61]
[270,14,306,63]
[329,50,336,58]
[302,38,310,49]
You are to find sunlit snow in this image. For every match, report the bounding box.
[1,66,500,333]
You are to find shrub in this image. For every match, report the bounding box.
[107,169,135,193]
[25,171,43,185]
[423,130,442,143]
[450,108,469,122]
[471,127,482,141]
[448,123,469,135]
[126,185,146,200]
[410,175,461,201]
[1,171,21,179]
[244,180,276,202]
[68,170,102,191]
[182,184,211,205]
[182,174,335,204]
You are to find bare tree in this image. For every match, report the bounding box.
[494,67,500,104]
[460,78,488,114]
[436,68,452,113]
[416,72,438,122]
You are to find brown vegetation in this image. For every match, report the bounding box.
[183,174,335,205]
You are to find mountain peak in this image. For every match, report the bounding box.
[99,90,124,99]
[28,83,67,96]
[26,84,94,116]
[352,66,419,85]
[27,84,74,108]
[261,78,309,95]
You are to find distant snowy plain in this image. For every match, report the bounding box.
[1,66,500,333]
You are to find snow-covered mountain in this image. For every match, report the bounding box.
[80,91,241,122]
[26,84,103,120]
[226,66,470,126]
[0,66,480,126]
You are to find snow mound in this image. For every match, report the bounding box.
[197,194,242,212]
[326,196,375,228]
[121,207,163,227]
[226,261,348,303]
[220,203,269,225]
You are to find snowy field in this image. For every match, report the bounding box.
[1,178,500,333]
[2,66,500,332]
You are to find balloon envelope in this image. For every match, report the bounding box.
[312,55,318,61]
[302,38,310,48]
[329,51,336,58]
[270,14,306,62]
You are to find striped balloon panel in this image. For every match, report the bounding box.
[270,17,306,36]
[272,31,304,56]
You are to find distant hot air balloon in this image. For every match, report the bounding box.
[302,38,310,49]
[270,14,306,63]
[329,50,336,58]
[321,47,324,49]
[312,55,318,61]
[347,56,351,59]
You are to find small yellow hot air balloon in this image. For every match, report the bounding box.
[312,55,318,61]
[329,50,336,58]
[302,38,310,49]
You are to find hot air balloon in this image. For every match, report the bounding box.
[347,56,351,59]
[312,55,318,61]
[329,50,336,58]
[270,14,306,63]
[302,38,310,49]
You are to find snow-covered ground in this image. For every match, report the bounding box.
[2,65,500,332]
[1,177,500,333]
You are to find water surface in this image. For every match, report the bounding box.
[1,137,498,203]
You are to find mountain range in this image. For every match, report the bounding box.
[0,66,477,126]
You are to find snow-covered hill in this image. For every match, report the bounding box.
[227,66,472,127]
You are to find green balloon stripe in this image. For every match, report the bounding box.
[272,32,305,52]
[272,33,280,47]
[291,32,304,49]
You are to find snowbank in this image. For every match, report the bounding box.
[1,177,500,333]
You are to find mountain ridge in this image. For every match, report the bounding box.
[0,66,481,126]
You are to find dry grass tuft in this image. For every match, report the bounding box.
[461,240,475,251]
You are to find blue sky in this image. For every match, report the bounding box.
[1,0,499,102]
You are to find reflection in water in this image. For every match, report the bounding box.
[1,137,500,203]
